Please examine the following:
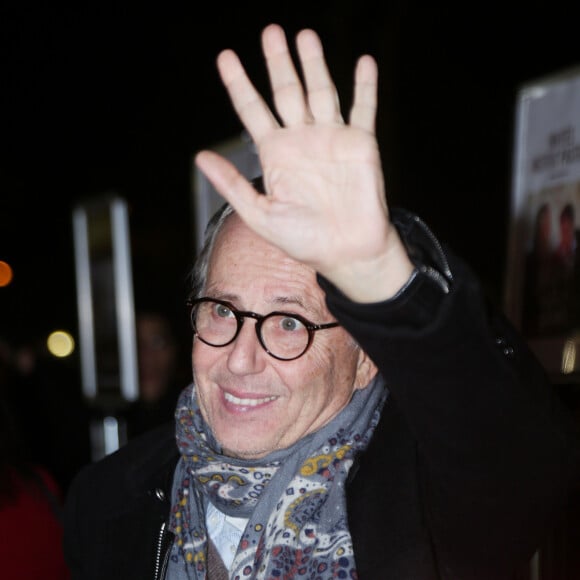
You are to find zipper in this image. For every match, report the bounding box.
[154,521,172,580]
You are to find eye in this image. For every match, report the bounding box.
[279,316,304,332]
[215,303,234,318]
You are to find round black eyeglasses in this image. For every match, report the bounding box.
[187,297,340,361]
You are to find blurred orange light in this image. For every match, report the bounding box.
[0,261,14,287]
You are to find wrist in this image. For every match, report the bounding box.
[321,230,415,303]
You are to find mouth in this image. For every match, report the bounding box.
[223,391,278,408]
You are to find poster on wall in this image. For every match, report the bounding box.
[504,65,580,380]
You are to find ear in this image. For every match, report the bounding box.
[353,348,378,390]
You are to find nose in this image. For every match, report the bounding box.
[226,317,267,375]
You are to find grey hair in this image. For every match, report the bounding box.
[188,202,236,301]
[187,176,265,301]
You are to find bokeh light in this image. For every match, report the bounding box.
[47,330,75,358]
[0,260,13,287]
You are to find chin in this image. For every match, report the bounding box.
[220,435,276,460]
[214,422,279,458]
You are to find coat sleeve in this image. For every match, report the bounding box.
[318,208,580,578]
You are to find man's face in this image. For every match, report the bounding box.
[561,217,574,249]
[137,314,177,403]
[192,215,376,459]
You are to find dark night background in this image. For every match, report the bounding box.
[2,1,580,352]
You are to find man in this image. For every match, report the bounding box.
[550,203,580,332]
[554,203,577,274]
[63,24,580,579]
[123,310,185,439]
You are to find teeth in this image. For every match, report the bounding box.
[224,392,277,406]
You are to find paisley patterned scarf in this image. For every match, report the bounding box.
[168,375,387,579]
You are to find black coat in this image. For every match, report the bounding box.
[63,210,580,579]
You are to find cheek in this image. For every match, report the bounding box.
[192,339,216,367]
[191,346,216,421]
[303,340,359,389]
[191,342,218,387]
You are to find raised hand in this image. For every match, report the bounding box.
[195,24,413,302]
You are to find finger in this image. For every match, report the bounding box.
[195,150,269,228]
[261,23,311,126]
[296,28,343,124]
[216,48,279,143]
[349,54,378,132]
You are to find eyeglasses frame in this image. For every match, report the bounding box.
[187,297,340,361]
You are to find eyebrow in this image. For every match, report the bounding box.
[271,295,307,309]
[206,290,315,315]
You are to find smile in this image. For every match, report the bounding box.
[224,392,278,406]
